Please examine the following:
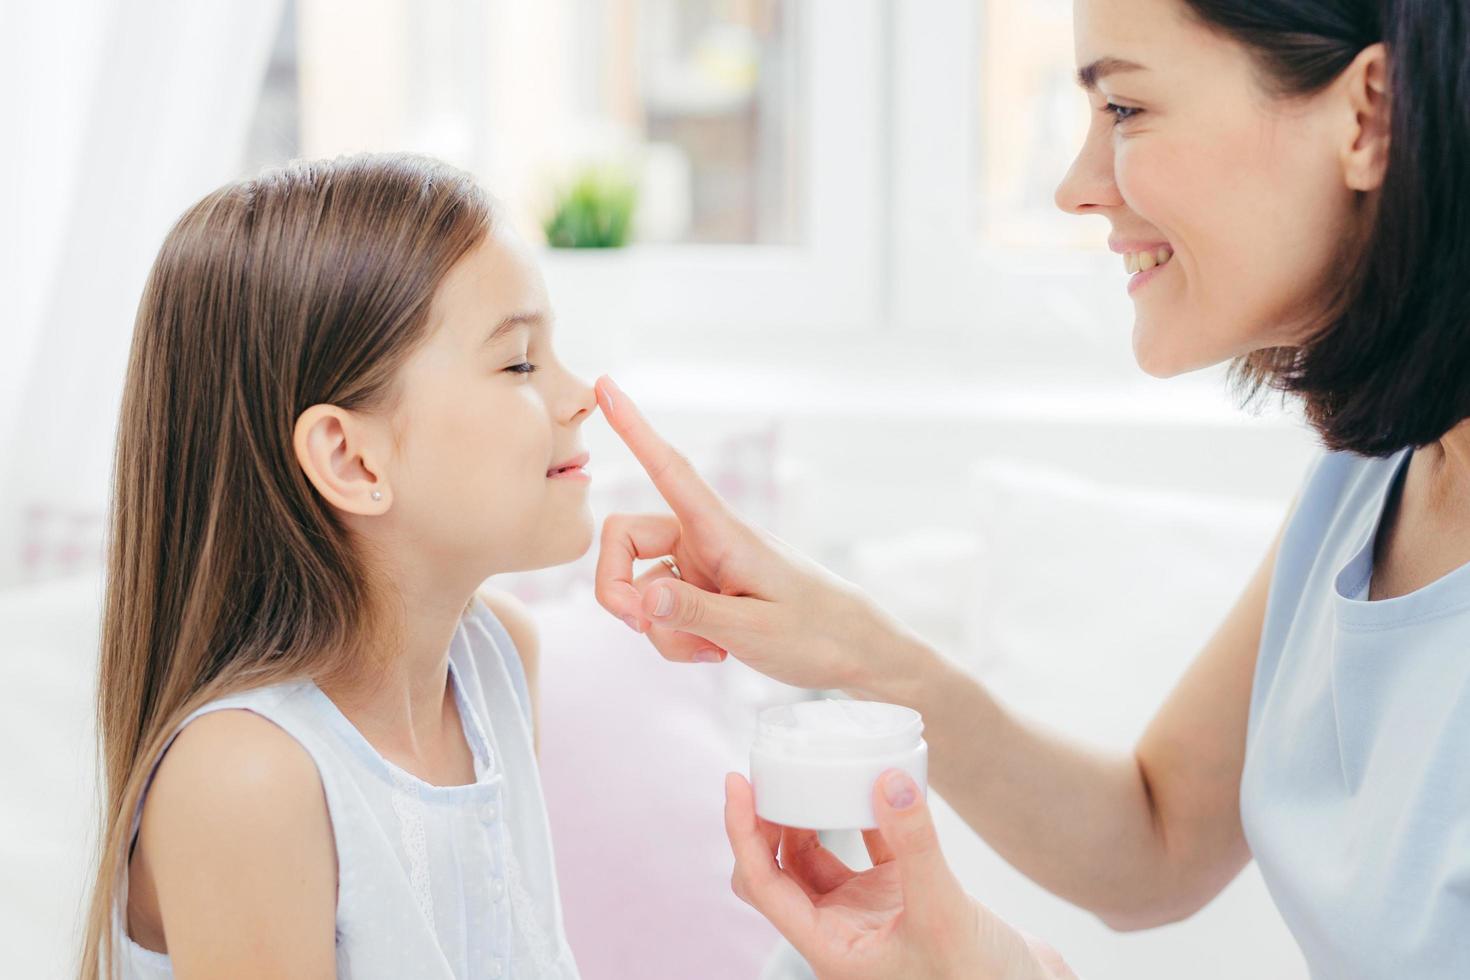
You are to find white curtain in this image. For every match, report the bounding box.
[0,0,284,590]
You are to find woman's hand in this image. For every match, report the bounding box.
[724,769,1077,980]
[592,376,921,693]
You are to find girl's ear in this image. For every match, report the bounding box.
[293,404,391,514]
[1339,42,1391,193]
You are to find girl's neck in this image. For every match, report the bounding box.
[317,582,477,769]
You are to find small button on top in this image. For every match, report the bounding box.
[479,803,497,822]
[491,877,506,901]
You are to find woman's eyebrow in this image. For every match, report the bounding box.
[1077,56,1147,92]
[483,311,545,346]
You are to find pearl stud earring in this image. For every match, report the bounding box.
[370,490,383,501]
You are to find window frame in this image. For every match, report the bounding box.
[887,0,1135,368]
[540,0,886,346]
[296,0,887,351]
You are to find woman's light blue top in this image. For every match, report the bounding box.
[112,596,580,980]
[1242,447,1470,979]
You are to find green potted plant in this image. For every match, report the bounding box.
[538,163,642,358]
[542,166,639,248]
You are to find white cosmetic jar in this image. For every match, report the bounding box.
[750,699,928,831]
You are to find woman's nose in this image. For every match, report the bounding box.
[1054,127,1123,215]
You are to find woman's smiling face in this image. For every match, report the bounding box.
[1055,0,1371,377]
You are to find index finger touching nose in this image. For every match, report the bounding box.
[595,375,728,524]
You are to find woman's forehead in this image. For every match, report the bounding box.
[1073,0,1197,63]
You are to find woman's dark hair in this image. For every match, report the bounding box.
[1185,0,1470,456]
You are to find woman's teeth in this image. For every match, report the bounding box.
[1124,247,1173,275]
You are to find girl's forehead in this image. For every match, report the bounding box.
[432,234,549,336]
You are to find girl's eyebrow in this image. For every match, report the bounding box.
[484,311,545,346]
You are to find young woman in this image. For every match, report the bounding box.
[593,0,1470,976]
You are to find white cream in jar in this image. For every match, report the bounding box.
[749,698,928,830]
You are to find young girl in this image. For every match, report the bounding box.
[79,153,594,979]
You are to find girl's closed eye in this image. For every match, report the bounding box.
[506,361,538,375]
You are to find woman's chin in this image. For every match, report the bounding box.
[1131,322,1224,379]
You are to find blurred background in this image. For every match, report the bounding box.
[3,1,1320,977]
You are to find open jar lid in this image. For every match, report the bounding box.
[753,698,924,759]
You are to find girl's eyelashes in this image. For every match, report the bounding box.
[1102,102,1143,126]
[505,361,538,375]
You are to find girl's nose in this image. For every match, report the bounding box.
[1054,126,1124,216]
[564,370,597,425]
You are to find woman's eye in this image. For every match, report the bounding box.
[505,362,538,375]
[1103,102,1142,125]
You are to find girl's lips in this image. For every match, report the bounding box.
[547,451,590,477]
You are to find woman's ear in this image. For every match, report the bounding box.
[1340,42,1391,192]
[293,404,391,514]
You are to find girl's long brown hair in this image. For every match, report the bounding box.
[79,153,492,978]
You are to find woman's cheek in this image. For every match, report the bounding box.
[1112,143,1170,226]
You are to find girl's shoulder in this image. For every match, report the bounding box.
[130,705,337,970]
[140,684,329,844]
[473,587,538,658]
[146,704,327,815]
[470,588,540,733]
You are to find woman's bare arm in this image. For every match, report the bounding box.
[591,375,1287,928]
[855,516,1286,929]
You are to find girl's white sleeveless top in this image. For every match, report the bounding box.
[112,596,580,980]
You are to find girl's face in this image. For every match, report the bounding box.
[378,230,597,579]
[1055,0,1369,377]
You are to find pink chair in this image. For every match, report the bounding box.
[534,586,799,978]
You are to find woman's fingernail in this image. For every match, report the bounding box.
[622,615,642,633]
[883,771,917,809]
[653,585,674,618]
[692,648,723,663]
[601,380,615,412]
